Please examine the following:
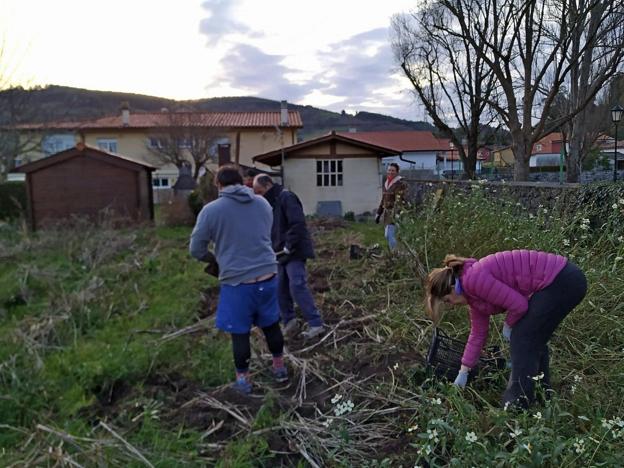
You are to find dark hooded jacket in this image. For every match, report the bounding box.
[263,184,315,261]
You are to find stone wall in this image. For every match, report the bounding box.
[404,179,581,212]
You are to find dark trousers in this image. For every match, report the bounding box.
[278,260,323,327]
[231,321,284,372]
[503,262,587,407]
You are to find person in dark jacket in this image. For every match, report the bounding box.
[253,174,325,339]
[376,163,408,250]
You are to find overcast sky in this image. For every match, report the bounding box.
[0,0,425,120]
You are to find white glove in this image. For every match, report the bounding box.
[503,323,512,342]
[453,369,469,388]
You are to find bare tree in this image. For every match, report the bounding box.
[437,0,624,181]
[392,4,498,179]
[0,45,44,181]
[146,111,229,180]
[563,1,624,181]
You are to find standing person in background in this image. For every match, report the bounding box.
[376,163,408,251]
[190,165,287,395]
[425,250,587,408]
[253,174,326,339]
[243,168,261,188]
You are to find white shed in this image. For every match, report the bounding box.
[253,131,400,216]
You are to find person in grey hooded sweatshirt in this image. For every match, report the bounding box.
[189,165,287,395]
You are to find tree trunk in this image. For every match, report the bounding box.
[567,123,584,183]
[513,143,531,181]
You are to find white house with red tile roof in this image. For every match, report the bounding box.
[337,131,485,175]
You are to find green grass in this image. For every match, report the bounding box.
[1,187,624,465]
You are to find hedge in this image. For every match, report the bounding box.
[0,182,27,220]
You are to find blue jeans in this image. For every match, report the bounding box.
[278,260,324,327]
[385,224,397,250]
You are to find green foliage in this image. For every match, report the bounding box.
[0,182,26,220]
[394,182,624,466]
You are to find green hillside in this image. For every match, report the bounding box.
[0,85,434,139]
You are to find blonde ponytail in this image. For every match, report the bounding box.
[425,255,468,324]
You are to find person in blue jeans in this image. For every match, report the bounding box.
[375,163,408,251]
[253,174,325,339]
[190,165,287,395]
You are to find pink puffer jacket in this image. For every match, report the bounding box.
[459,250,567,368]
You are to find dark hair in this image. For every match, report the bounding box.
[389,163,400,172]
[216,165,243,187]
[254,174,273,188]
[245,167,261,178]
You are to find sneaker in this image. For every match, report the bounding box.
[232,376,252,395]
[301,325,325,340]
[282,319,299,336]
[273,366,289,383]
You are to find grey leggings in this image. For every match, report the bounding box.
[503,262,587,408]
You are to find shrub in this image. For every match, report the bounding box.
[0,182,27,221]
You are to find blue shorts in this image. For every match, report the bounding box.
[215,276,280,334]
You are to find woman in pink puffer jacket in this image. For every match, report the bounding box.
[425,250,587,408]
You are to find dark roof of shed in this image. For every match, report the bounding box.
[253,131,400,166]
[13,143,156,174]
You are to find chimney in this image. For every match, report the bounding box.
[280,100,289,127]
[120,101,130,127]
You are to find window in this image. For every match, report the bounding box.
[536,144,543,151]
[148,137,164,149]
[42,134,75,155]
[316,159,343,187]
[152,177,170,188]
[97,138,118,153]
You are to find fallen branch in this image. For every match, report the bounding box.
[99,421,154,468]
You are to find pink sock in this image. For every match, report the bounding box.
[272,355,284,369]
[236,370,250,381]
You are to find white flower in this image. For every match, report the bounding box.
[532,372,545,381]
[582,218,590,224]
[427,429,439,444]
[618,236,624,242]
[619,198,624,205]
[407,424,419,433]
[563,239,570,247]
[580,223,590,231]
[574,438,585,454]
[393,362,399,370]
[465,431,478,443]
[574,374,583,383]
[431,397,442,405]
[331,394,343,404]
[510,428,523,438]
[503,402,511,412]
[601,418,614,430]
[533,412,542,420]
[521,443,532,454]
[613,203,619,209]
[333,399,354,416]
[417,444,432,456]
[322,418,333,427]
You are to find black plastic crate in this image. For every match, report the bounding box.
[426,328,506,382]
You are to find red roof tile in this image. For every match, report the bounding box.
[336,131,450,152]
[18,111,303,130]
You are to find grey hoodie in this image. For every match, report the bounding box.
[190,184,277,285]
